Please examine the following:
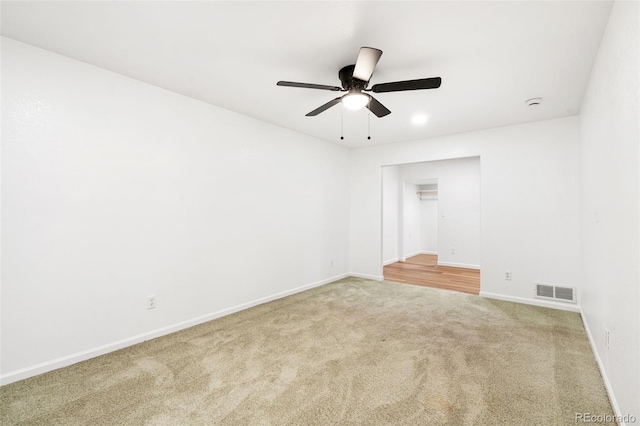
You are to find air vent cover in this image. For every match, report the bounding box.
[535,283,576,303]
[536,284,554,298]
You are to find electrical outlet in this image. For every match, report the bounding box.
[505,271,512,281]
[147,295,156,310]
[330,259,334,267]
[451,248,456,254]
[605,329,610,349]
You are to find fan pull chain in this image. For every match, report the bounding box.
[368,110,371,140]
[340,107,344,140]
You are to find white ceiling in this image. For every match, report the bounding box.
[1,1,613,148]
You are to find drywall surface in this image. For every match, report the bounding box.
[400,158,480,268]
[1,38,350,380]
[402,182,421,258]
[350,116,581,302]
[579,1,640,420]
[381,166,399,264]
[420,200,438,254]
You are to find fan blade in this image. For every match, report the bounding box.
[306,97,343,116]
[365,94,391,117]
[277,81,343,91]
[370,77,442,93]
[353,47,383,82]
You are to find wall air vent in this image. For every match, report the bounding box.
[536,284,554,298]
[535,283,576,303]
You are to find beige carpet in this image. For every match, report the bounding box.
[1,277,614,425]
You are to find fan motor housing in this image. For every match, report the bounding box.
[339,65,368,90]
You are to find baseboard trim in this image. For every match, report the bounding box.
[348,273,384,281]
[0,273,348,386]
[420,250,438,255]
[479,291,581,313]
[404,250,422,258]
[580,308,625,425]
[437,261,480,270]
[383,257,400,266]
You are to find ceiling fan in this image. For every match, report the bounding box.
[277,47,441,118]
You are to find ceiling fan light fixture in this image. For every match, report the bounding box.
[277,46,441,118]
[341,92,369,110]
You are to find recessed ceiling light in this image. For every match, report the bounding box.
[411,114,429,126]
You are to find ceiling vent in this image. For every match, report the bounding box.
[535,283,576,303]
[525,97,543,106]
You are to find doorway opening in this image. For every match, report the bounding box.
[381,157,481,295]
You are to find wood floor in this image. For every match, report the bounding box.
[383,254,480,295]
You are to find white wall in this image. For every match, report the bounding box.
[381,166,399,264]
[420,200,438,254]
[400,158,480,269]
[0,38,350,383]
[350,117,581,301]
[402,182,421,258]
[579,1,640,420]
